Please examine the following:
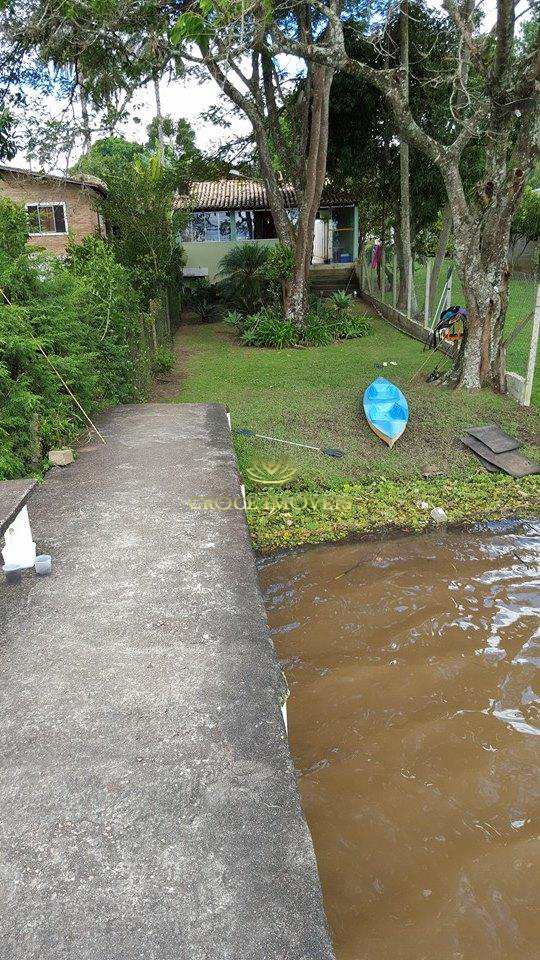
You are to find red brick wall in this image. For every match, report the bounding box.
[0,170,105,255]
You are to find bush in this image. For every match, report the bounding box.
[225,294,371,349]
[179,276,221,322]
[217,243,273,314]
[241,307,298,348]
[152,345,176,375]
[264,243,295,285]
[0,201,151,480]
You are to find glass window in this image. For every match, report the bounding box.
[219,211,232,241]
[191,213,205,242]
[53,204,66,232]
[331,206,354,262]
[38,206,55,232]
[235,210,255,239]
[182,211,232,242]
[253,211,277,239]
[26,203,68,234]
[205,212,220,241]
[26,205,40,232]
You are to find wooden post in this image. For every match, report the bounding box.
[392,252,398,306]
[353,205,359,262]
[444,268,453,311]
[523,278,540,406]
[424,259,433,327]
[406,259,413,317]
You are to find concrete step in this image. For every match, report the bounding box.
[310,267,357,296]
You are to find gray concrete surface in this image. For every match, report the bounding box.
[0,404,335,960]
[0,479,37,537]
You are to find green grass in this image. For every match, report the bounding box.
[372,260,538,403]
[412,261,538,403]
[178,318,539,549]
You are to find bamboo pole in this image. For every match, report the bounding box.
[523,278,540,407]
[424,259,433,327]
[407,259,413,317]
[444,268,453,311]
[36,345,107,444]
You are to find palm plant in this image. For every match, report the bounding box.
[217,243,272,315]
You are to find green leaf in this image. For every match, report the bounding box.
[171,12,208,45]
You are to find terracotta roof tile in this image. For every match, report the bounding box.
[175,179,358,211]
[0,163,108,196]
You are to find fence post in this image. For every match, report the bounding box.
[523,278,540,406]
[406,259,413,317]
[392,253,398,306]
[444,268,453,311]
[424,259,433,327]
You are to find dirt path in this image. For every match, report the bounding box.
[150,327,191,402]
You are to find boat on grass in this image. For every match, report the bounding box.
[363,377,409,447]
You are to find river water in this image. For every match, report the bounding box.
[259,521,540,960]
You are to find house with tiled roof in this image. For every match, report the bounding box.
[175,179,360,279]
[0,164,108,256]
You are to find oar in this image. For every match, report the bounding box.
[235,428,346,459]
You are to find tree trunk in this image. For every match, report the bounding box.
[79,78,92,152]
[397,0,418,316]
[153,74,165,149]
[394,210,405,305]
[284,259,310,326]
[452,227,510,390]
[282,63,334,328]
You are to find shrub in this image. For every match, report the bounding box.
[152,345,176,375]
[223,310,244,329]
[227,295,371,349]
[179,276,221,322]
[304,302,334,346]
[0,201,151,480]
[328,310,372,340]
[264,243,294,285]
[241,307,298,348]
[217,243,273,314]
[329,290,354,313]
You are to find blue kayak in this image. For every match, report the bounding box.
[363,377,409,447]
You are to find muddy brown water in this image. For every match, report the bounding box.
[259,521,540,960]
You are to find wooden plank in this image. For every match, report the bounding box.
[0,479,38,538]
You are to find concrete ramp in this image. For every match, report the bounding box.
[0,404,334,960]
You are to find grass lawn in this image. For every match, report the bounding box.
[372,260,539,404]
[178,317,539,550]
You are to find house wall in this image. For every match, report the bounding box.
[183,239,277,280]
[0,170,104,255]
[182,205,360,280]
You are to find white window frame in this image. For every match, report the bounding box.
[26,201,69,236]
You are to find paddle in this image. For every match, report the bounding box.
[235,428,346,459]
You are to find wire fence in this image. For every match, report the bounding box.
[359,249,539,405]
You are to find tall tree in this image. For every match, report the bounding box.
[171,3,336,327]
[273,0,540,389]
[398,0,417,313]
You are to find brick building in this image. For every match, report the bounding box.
[0,164,108,255]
